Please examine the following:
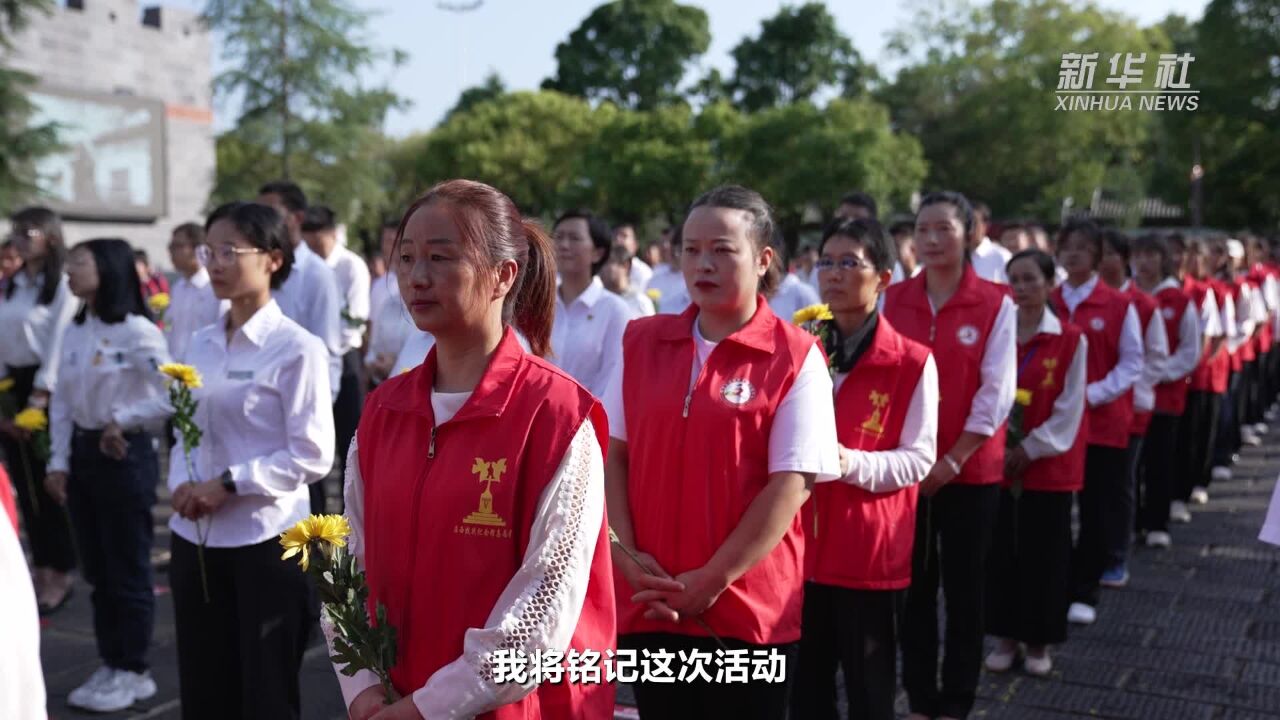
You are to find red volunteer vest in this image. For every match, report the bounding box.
[1151,284,1193,415]
[1215,279,1244,372]
[0,465,15,534]
[883,266,1008,485]
[1234,277,1258,363]
[803,317,930,590]
[1246,264,1275,354]
[1050,279,1134,449]
[1126,286,1158,436]
[358,329,616,719]
[1013,321,1086,493]
[618,299,814,645]
[1185,278,1229,394]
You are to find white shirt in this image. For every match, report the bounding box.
[768,273,822,322]
[928,293,1018,437]
[167,268,223,363]
[48,314,172,473]
[602,317,843,481]
[330,416,604,719]
[1060,275,1144,408]
[1122,280,1171,414]
[1261,473,1280,546]
[971,237,1012,284]
[166,300,334,548]
[0,513,45,720]
[646,264,691,315]
[366,279,416,369]
[550,277,637,398]
[322,244,372,354]
[273,242,343,399]
[618,288,656,318]
[0,272,77,391]
[1019,310,1089,461]
[1200,287,1223,339]
[1145,277,1203,385]
[629,257,653,292]
[832,353,939,493]
[369,271,393,324]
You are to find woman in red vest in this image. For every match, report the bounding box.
[792,218,938,720]
[1177,238,1228,509]
[1244,234,1279,425]
[603,185,841,718]
[985,249,1087,678]
[337,180,616,720]
[883,191,1016,720]
[1050,219,1144,628]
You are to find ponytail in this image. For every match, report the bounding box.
[512,219,557,358]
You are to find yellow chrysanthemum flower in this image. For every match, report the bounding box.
[148,292,171,312]
[14,407,48,432]
[1015,389,1033,406]
[158,363,203,390]
[793,304,834,325]
[280,514,351,571]
[0,377,14,393]
[646,288,662,301]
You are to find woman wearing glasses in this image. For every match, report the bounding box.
[169,202,334,720]
[0,206,79,615]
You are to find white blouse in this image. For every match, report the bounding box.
[0,513,45,720]
[167,268,223,363]
[328,406,604,720]
[550,277,637,399]
[645,265,692,316]
[48,314,172,473]
[323,244,372,355]
[0,272,77,391]
[832,354,939,493]
[273,242,343,399]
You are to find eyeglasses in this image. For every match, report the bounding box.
[816,256,872,272]
[197,244,266,266]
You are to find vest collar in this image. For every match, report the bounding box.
[381,326,524,423]
[900,263,986,311]
[660,295,778,354]
[856,314,906,368]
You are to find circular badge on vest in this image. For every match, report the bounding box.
[1161,307,1175,320]
[1090,317,1105,331]
[721,379,755,406]
[956,325,980,346]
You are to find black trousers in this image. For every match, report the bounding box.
[1178,390,1221,498]
[619,632,797,719]
[313,349,363,515]
[0,364,76,571]
[792,583,902,720]
[1214,373,1242,466]
[986,488,1072,646]
[170,535,312,720]
[68,427,158,673]
[1244,358,1262,426]
[1136,414,1178,533]
[901,483,999,719]
[1070,444,1127,608]
[1107,433,1144,569]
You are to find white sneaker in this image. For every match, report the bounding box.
[1024,649,1053,676]
[1191,486,1210,505]
[1170,500,1192,523]
[67,665,114,708]
[119,669,157,701]
[984,643,1018,672]
[1211,466,1232,482]
[1242,429,1262,446]
[76,670,137,712]
[1146,531,1172,548]
[1254,422,1269,436]
[1067,602,1097,625]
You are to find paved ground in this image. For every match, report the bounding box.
[28,430,1280,719]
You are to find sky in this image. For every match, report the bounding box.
[168,0,1211,137]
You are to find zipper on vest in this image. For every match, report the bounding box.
[428,426,437,458]
[682,392,692,418]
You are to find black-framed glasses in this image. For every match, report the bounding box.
[816,256,871,272]
[197,244,267,266]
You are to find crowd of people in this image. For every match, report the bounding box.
[2,178,1280,720]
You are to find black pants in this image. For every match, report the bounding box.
[1136,414,1178,533]
[792,583,902,720]
[1178,390,1221,497]
[0,364,75,572]
[1106,433,1144,569]
[901,483,999,719]
[68,427,158,673]
[1214,373,1242,466]
[986,488,1072,646]
[1244,358,1262,426]
[313,349,364,515]
[620,632,797,719]
[1070,444,1126,608]
[170,535,312,720]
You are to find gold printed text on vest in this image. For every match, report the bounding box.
[860,391,889,435]
[458,458,512,539]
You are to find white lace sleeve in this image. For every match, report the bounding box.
[412,418,605,720]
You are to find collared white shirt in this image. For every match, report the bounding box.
[48,314,172,473]
[331,415,604,719]
[550,276,637,398]
[273,241,343,398]
[1019,309,1088,461]
[602,317,843,481]
[1144,277,1203,384]
[629,257,653,292]
[0,508,45,720]
[167,267,223,362]
[369,271,394,324]
[832,354,939,493]
[1061,274,1144,407]
[167,300,334,548]
[1122,280,1170,413]
[927,292,1018,437]
[366,279,416,369]
[1199,287,1223,339]
[971,237,1012,284]
[322,244,372,354]
[618,288,656,318]
[0,272,77,391]
[768,273,822,322]
[646,264,691,315]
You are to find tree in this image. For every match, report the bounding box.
[728,2,869,111]
[443,72,505,123]
[541,0,710,110]
[0,0,58,212]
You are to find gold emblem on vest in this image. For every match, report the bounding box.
[860,391,889,435]
[463,457,508,527]
[1040,358,1058,388]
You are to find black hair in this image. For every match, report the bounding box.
[972,201,991,222]
[301,205,338,233]
[820,218,898,274]
[171,222,205,246]
[554,209,613,276]
[381,216,401,231]
[1133,233,1174,278]
[72,238,152,325]
[917,191,975,237]
[1101,228,1131,265]
[686,184,781,295]
[670,222,684,250]
[838,191,878,220]
[1165,232,1186,252]
[205,201,295,289]
[7,206,67,305]
[607,246,634,265]
[888,219,915,237]
[1007,248,1057,283]
[133,249,150,265]
[1056,218,1103,268]
[258,180,308,213]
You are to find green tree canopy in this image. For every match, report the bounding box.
[0,0,58,213]
[443,72,506,124]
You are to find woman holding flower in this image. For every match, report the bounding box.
[169,202,334,720]
[602,185,841,718]
[41,238,172,712]
[792,218,938,720]
[984,249,1088,678]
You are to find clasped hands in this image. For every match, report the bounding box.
[614,546,727,624]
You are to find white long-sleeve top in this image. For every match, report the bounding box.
[47,314,172,473]
[167,268,224,363]
[1020,310,1089,461]
[0,272,77,391]
[767,273,822,322]
[1122,281,1171,414]
[1222,283,1242,353]
[322,244,372,354]
[0,508,45,720]
[328,406,604,719]
[830,355,938,493]
[1146,278,1203,384]
[1061,275,1144,408]
[550,277,637,399]
[1200,288,1223,340]
[970,237,1012,284]
[645,265,691,316]
[273,242,343,400]
[165,300,334,548]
